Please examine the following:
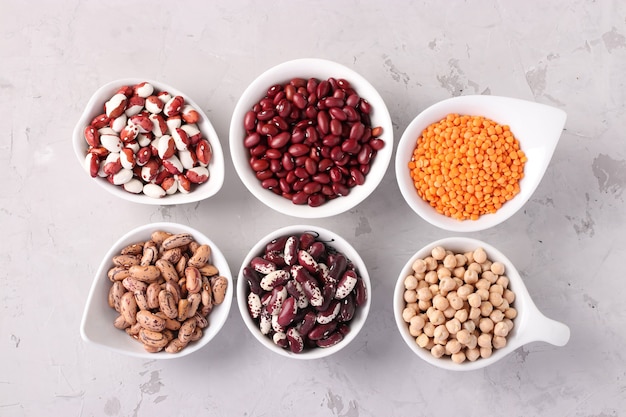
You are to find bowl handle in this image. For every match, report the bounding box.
[526,307,571,347]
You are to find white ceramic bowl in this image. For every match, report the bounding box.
[229,58,393,218]
[236,225,371,359]
[393,237,570,371]
[80,222,233,359]
[395,95,567,232]
[73,78,225,205]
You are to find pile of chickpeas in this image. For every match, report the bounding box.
[401,246,517,363]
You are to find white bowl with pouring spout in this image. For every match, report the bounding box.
[395,95,567,232]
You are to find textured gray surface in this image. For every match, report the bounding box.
[1,1,625,416]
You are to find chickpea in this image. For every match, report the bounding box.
[424,256,438,271]
[431,344,446,358]
[453,277,464,288]
[434,324,449,343]
[453,266,466,279]
[409,323,423,337]
[425,270,439,284]
[446,339,462,355]
[503,318,514,332]
[423,321,436,337]
[496,275,510,289]
[481,270,498,283]
[480,301,494,317]
[429,284,440,297]
[406,302,419,313]
[503,289,515,304]
[455,254,467,267]
[447,292,464,310]
[497,299,510,312]
[480,346,493,359]
[466,334,478,350]
[436,266,452,280]
[404,275,418,290]
[490,309,505,323]
[427,308,445,326]
[492,335,507,349]
[464,268,479,285]
[416,333,430,348]
[410,314,426,329]
[451,351,466,364]
[402,307,417,323]
[411,258,427,274]
[467,293,482,308]
[473,247,487,264]
[469,306,481,321]
[443,306,456,319]
[475,278,491,291]
[476,288,489,301]
[466,347,481,362]
[433,294,449,311]
[457,284,473,300]
[490,284,504,295]
[490,261,505,275]
[417,279,429,290]
[431,246,446,260]
[478,317,494,333]
[480,260,492,273]
[477,332,492,348]
[417,287,432,301]
[494,321,510,337]
[439,277,456,294]
[504,307,517,320]
[445,318,462,335]
[443,254,457,269]
[404,289,418,303]
[418,299,432,311]
[456,329,471,345]
[464,251,474,264]
[454,308,468,323]
[414,271,426,281]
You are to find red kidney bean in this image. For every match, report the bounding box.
[305,126,318,143]
[369,137,385,151]
[291,191,308,205]
[244,133,261,148]
[250,158,270,171]
[276,99,292,118]
[317,110,330,135]
[316,80,330,98]
[294,167,309,179]
[303,181,322,195]
[359,98,372,114]
[256,170,274,181]
[292,92,307,109]
[318,158,334,172]
[332,183,350,197]
[261,178,278,189]
[312,172,330,184]
[271,116,289,131]
[351,167,366,185]
[349,122,365,141]
[267,84,282,97]
[268,132,291,148]
[328,107,347,121]
[329,119,342,136]
[265,148,282,159]
[307,193,326,207]
[292,180,306,192]
[288,143,309,157]
[244,111,257,131]
[250,143,266,157]
[257,109,275,121]
[343,106,359,122]
[279,178,291,193]
[329,146,345,162]
[259,123,279,136]
[341,138,361,154]
[357,144,373,165]
[269,159,282,173]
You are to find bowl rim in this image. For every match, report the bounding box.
[395,94,567,232]
[236,224,372,359]
[229,58,394,218]
[80,221,233,359]
[73,78,225,205]
[394,236,543,371]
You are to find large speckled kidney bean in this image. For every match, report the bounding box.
[242,77,385,207]
[243,232,367,353]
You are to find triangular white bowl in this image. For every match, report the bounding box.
[73,78,225,205]
[395,95,567,232]
[393,237,570,371]
[80,222,233,359]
